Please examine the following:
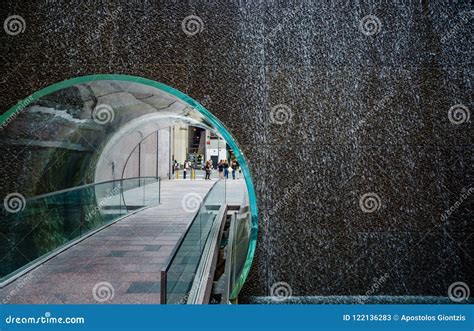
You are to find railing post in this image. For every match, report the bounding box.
[120,178,124,214]
[79,188,83,237]
[160,270,167,304]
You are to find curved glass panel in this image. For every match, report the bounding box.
[0,75,258,297]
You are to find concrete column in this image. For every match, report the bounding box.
[157,128,170,180]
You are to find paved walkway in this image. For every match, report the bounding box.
[0,180,216,304]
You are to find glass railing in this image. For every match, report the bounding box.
[160,177,252,304]
[161,179,226,304]
[228,204,251,301]
[0,176,160,283]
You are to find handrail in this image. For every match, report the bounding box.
[222,212,237,303]
[11,176,161,203]
[160,179,221,304]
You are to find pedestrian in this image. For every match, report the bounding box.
[183,160,189,179]
[224,160,229,179]
[173,160,178,175]
[205,160,212,180]
[218,159,224,178]
[231,160,237,179]
[236,160,242,179]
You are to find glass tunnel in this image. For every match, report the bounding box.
[0,74,258,302]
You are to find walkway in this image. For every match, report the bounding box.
[0,180,215,304]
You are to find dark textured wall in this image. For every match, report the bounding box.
[0,0,472,299]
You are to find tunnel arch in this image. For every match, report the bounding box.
[0,74,258,298]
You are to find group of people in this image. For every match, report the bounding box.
[217,159,238,179]
[173,159,193,179]
[203,159,239,180]
[174,159,240,180]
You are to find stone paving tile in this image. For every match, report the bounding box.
[107,251,127,257]
[117,272,161,282]
[141,251,169,258]
[143,245,162,251]
[107,245,146,251]
[126,281,161,294]
[112,293,161,304]
[122,251,143,257]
